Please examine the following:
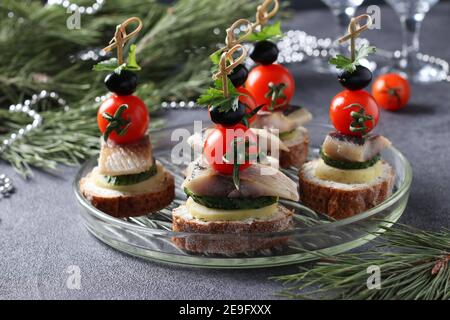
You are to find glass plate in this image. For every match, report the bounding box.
[73,123,412,269]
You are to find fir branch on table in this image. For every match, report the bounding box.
[273,224,450,300]
[0,0,261,177]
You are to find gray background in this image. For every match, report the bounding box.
[1,3,450,299]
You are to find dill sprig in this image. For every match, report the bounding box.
[273,223,450,300]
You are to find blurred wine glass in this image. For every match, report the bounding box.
[315,0,365,73]
[384,0,445,83]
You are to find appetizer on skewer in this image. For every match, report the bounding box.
[80,18,174,218]
[298,15,395,219]
[190,1,311,169]
[244,0,312,168]
[173,45,299,254]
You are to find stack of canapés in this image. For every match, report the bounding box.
[79,7,398,254]
[80,18,175,218]
[299,14,395,219]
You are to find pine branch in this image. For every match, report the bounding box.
[0,0,261,177]
[273,224,450,300]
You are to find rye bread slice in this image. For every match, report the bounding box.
[172,204,293,254]
[79,168,174,218]
[279,127,309,168]
[298,159,395,220]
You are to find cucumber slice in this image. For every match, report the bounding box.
[103,162,157,186]
[184,188,278,210]
[320,149,380,170]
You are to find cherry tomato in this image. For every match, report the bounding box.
[237,87,257,124]
[245,64,295,111]
[330,90,379,136]
[97,95,149,144]
[372,73,410,111]
[204,124,258,175]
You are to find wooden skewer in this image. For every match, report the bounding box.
[212,0,279,96]
[213,44,248,97]
[225,19,253,49]
[254,0,279,28]
[338,14,372,61]
[103,17,143,65]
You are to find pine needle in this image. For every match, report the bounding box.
[273,224,450,300]
[0,0,260,177]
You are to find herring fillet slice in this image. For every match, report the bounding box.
[322,133,392,162]
[253,108,312,133]
[183,158,299,201]
[98,135,154,176]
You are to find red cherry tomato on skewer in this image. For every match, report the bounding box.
[245,64,295,111]
[97,95,149,144]
[204,124,258,175]
[330,90,379,136]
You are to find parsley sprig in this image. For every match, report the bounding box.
[247,21,284,42]
[197,79,246,113]
[93,44,141,74]
[329,43,376,73]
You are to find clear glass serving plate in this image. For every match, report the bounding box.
[73,123,412,268]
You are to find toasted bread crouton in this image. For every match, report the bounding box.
[172,204,293,254]
[80,167,174,218]
[279,127,309,168]
[298,159,395,219]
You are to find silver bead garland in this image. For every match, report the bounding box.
[0,174,14,199]
[0,90,70,198]
[278,30,449,80]
[46,0,104,15]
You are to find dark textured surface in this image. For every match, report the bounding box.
[1,4,450,300]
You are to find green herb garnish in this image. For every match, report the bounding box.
[329,43,376,73]
[93,44,141,74]
[101,104,131,142]
[197,79,246,113]
[265,82,287,110]
[343,103,375,135]
[247,21,283,42]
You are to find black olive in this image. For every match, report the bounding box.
[338,65,372,91]
[209,101,246,126]
[250,40,279,65]
[228,64,249,88]
[104,70,138,95]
